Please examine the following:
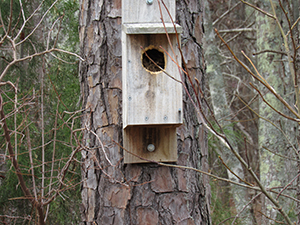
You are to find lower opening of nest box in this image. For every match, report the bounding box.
[123,126,177,164]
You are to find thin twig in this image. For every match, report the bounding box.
[41,57,45,204]
[213,2,241,26]
[0,94,45,225]
[231,192,262,225]
[218,28,255,33]
[259,211,286,224]
[16,0,57,46]
[263,146,299,162]
[26,125,38,202]
[253,49,288,56]
[140,46,182,83]
[269,0,300,117]
[215,27,293,225]
[218,156,253,186]
[276,173,300,200]
[249,82,300,122]
[113,137,259,191]
[239,0,275,19]
[289,16,300,34]
[44,103,59,222]
[236,95,299,158]
[0,48,84,82]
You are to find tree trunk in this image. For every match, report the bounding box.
[230,5,261,224]
[79,0,210,224]
[204,0,239,220]
[204,1,260,223]
[256,1,297,222]
[290,1,300,223]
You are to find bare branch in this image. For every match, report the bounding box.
[232,192,262,225]
[263,146,300,162]
[218,28,255,33]
[16,0,56,46]
[276,173,300,200]
[0,48,84,82]
[219,156,253,186]
[239,0,275,19]
[213,2,241,26]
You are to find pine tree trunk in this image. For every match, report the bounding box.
[79,0,210,224]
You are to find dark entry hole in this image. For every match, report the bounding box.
[142,48,165,72]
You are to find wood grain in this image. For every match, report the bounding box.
[122,33,182,128]
[122,0,175,24]
[122,23,182,34]
[124,126,177,163]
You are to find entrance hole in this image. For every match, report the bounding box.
[142,47,166,73]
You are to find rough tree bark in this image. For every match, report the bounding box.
[79,0,210,224]
[204,0,239,219]
[230,5,261,224]
[205,1,260,223]
[290,1,300,223]
[256,1,298,222]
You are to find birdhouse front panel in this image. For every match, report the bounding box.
[122,33,182,128]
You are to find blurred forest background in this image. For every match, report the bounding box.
[0,0,82,224]
[0,0,300,224]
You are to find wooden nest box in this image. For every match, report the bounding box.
[122,0,182,164]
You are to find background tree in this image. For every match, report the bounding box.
[79,0,210,224]
[0,0,83,224]
[204,0,300,224]
[204,0,260,223]
[2,0,300,224]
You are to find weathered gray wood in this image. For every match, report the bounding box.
[122,33,182,128]
[80,0,210,224]
[122,0,182,164]
[122,23,182,34]
[122,0,175,24]
[124,126,177,163]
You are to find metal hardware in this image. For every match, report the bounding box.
[146,0,153,5]
[147,144,155,152]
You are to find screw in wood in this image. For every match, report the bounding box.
[146,0,153,5]
[147,144,155,152]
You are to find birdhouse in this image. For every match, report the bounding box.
[122,0,182,163]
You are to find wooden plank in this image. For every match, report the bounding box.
[122,31,129,129]
[122,0,175,24]
[122,33,182,128]
[123,126,177,164]
[122,23,182,34]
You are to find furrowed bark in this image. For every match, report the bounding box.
[79,0,210,224]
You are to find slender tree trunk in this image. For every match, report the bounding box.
[204,0,239,218]
[230,5,261,224]
[290,1,300,223]
[256,5,282,222]
[205,1,260,223]
[79,0,210,224]
[256,1,297,222]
